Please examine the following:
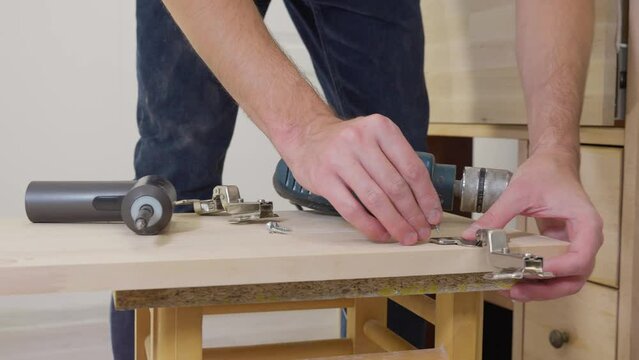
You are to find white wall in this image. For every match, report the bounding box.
[0,1,309,218]
[0,2,329,359]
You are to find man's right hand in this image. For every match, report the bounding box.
[277,114,442,245]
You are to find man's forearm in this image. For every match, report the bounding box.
[162,0,333,151]
[516,0,594,160]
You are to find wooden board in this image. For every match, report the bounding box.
[0,211,567,295]
[523,282,617,360]
[422,0,618,125]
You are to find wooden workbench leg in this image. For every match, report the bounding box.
[435,292,483,360]
[149,307,203,360]
[346,297,387,354]
[135,308,151,360]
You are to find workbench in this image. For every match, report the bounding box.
[1,211,566,360]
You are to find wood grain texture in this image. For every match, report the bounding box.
[347,298,387,354]
[309,348,448,360]
[421,0,617,125]
[201,299,353,315]
[0,211,567,296]
[618,0,639,357]
[523,282,617,360]
[135,308,150,360]
[202,339,353,360]
[150,307,203,360]
[435,292,483,360]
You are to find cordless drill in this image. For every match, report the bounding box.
[273,152,512,215]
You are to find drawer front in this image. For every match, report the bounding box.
[580,146,622,287]
[421,0,617,126]
[523,282,617,360]
[527,146,622,288]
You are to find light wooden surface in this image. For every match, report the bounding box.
[428,124,624,146]
[618,0,639,358]
[421,0,617,126]
[149,307,203,360]
[202,339,352,360]
[136,308,151,360]
[310,348,448,360]
[435,292,483,360]
[201,299,353,315]
[523,282,617,360]
[347,298,387,354]
[0,211,567,295]
[579,146,623,287]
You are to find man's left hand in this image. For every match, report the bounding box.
[462,146,603,302]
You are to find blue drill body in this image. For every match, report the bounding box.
[273,152,457,215]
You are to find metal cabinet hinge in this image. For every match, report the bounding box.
[430,229,554,281]
[174,185,277,223]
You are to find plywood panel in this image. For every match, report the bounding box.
[422,0,618,125]
[0,211,566,295]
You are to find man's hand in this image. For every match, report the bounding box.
[279,114,442,245]
[462,147,603,301]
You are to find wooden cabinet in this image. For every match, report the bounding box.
[425,0,638,358]
[421,0,619,125]
[523,282,618,360]
[522,145,622,359]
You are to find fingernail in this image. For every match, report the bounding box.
[418,227,431,240]
[401,232,418,245]
[427,209,441,225]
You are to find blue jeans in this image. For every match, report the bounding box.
[111,0,431,358]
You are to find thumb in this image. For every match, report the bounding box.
[462,189,524,239]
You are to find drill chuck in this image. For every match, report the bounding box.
[455,167,512,213]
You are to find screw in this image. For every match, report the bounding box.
[266,221,291,234]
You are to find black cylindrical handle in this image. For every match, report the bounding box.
[25,181,136,222]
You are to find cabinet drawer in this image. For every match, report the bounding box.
[581,146,622,287]
[421,0,617,126]
[522,282,617,360]
[527,146,622,287]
